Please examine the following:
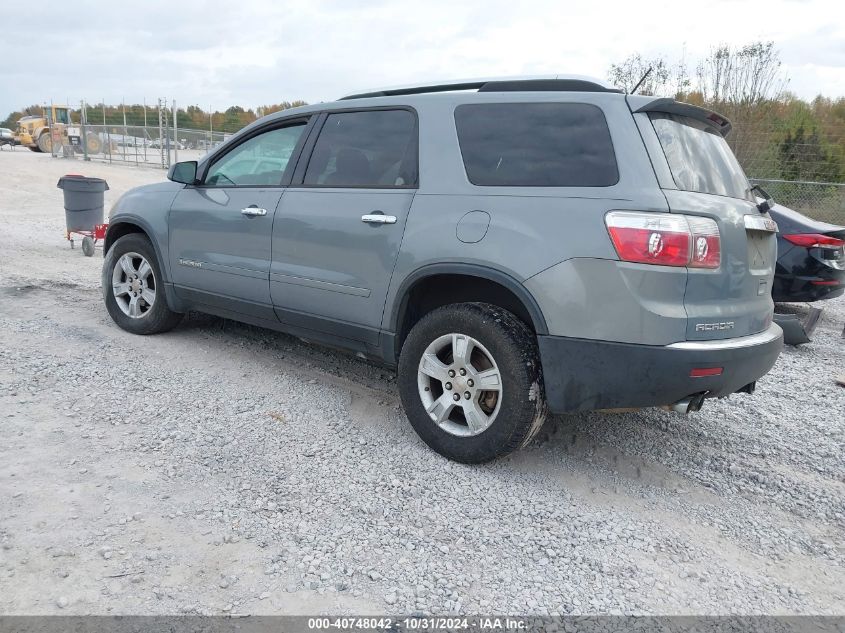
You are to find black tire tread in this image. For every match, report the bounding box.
[398,302,547,463]
[102,233,182,335]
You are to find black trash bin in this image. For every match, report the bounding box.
[57,175,109,232]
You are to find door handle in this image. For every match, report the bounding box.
[361,213,397,225]
[241,207,268,217]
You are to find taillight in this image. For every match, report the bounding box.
[687,216,721,268]
[605,212,721,269]
[783,234,845,249]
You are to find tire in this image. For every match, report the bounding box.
[81,236,95,257]
[36,133,52,153]
[85,132,102,155]
[398,302,547,463]
[102,233,182,335]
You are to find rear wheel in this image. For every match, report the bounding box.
[102,233,182,335]
[398,302,547,463]
[85,132,102,155]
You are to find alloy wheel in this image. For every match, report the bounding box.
[112,252,156,318]
[417,333,503,437]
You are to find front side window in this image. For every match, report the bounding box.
[304,109,417,187]
[454,103,619,187]
[650,113,751,200]
[205,122,306,186]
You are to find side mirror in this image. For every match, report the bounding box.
[168,161,198,185]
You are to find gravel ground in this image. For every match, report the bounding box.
[1,149,844,616]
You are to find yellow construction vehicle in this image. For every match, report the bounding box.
[15,105,102,154]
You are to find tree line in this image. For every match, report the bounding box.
[0,101,308,135]
[608,42,845,184]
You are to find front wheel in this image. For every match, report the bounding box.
[36,133,52,153]
[102,233,182,335]
[398,303,547,463]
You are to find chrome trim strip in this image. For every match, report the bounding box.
[668,324,783,351]
[269,272,371,298]
[183,260,267,281]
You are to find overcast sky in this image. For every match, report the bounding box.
[1,0,843,117]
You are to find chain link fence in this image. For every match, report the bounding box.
[732,120,845,224]
[44,99,228,169]
[749,178,844,225]
[70,123,228,168]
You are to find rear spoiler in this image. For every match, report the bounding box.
[626,96,732,137]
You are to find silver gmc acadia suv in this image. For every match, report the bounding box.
[102,76,783,463]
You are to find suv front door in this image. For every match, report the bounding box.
[271,108,418,346]
[169,119,310,319]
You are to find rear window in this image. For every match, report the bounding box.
[454,103,618,187]
[649,113,751,200]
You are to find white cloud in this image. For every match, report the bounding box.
[0,0,843,117]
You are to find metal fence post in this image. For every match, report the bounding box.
[158,98,165,170]
[143,99,148,163]
[48,100,54,157]
[104,98,112,164]
[172,100,178,164]
[80,100,90,162]
[122,100,128,163]
[164,102,171,168]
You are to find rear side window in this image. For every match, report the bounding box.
[649,113,751,200]
[304,109,418,187]
[454,103,618,187]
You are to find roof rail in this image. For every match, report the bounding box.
[339,75,622,100]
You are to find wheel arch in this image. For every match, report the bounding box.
[104,219,170,283]
[387,263,548,362]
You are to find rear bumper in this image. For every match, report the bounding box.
[538,324,783,414]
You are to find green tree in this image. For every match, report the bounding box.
[1,105,44,129]
[778,125,842,182]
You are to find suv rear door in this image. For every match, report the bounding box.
[270,108,418,346]
[634,102,777,340]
